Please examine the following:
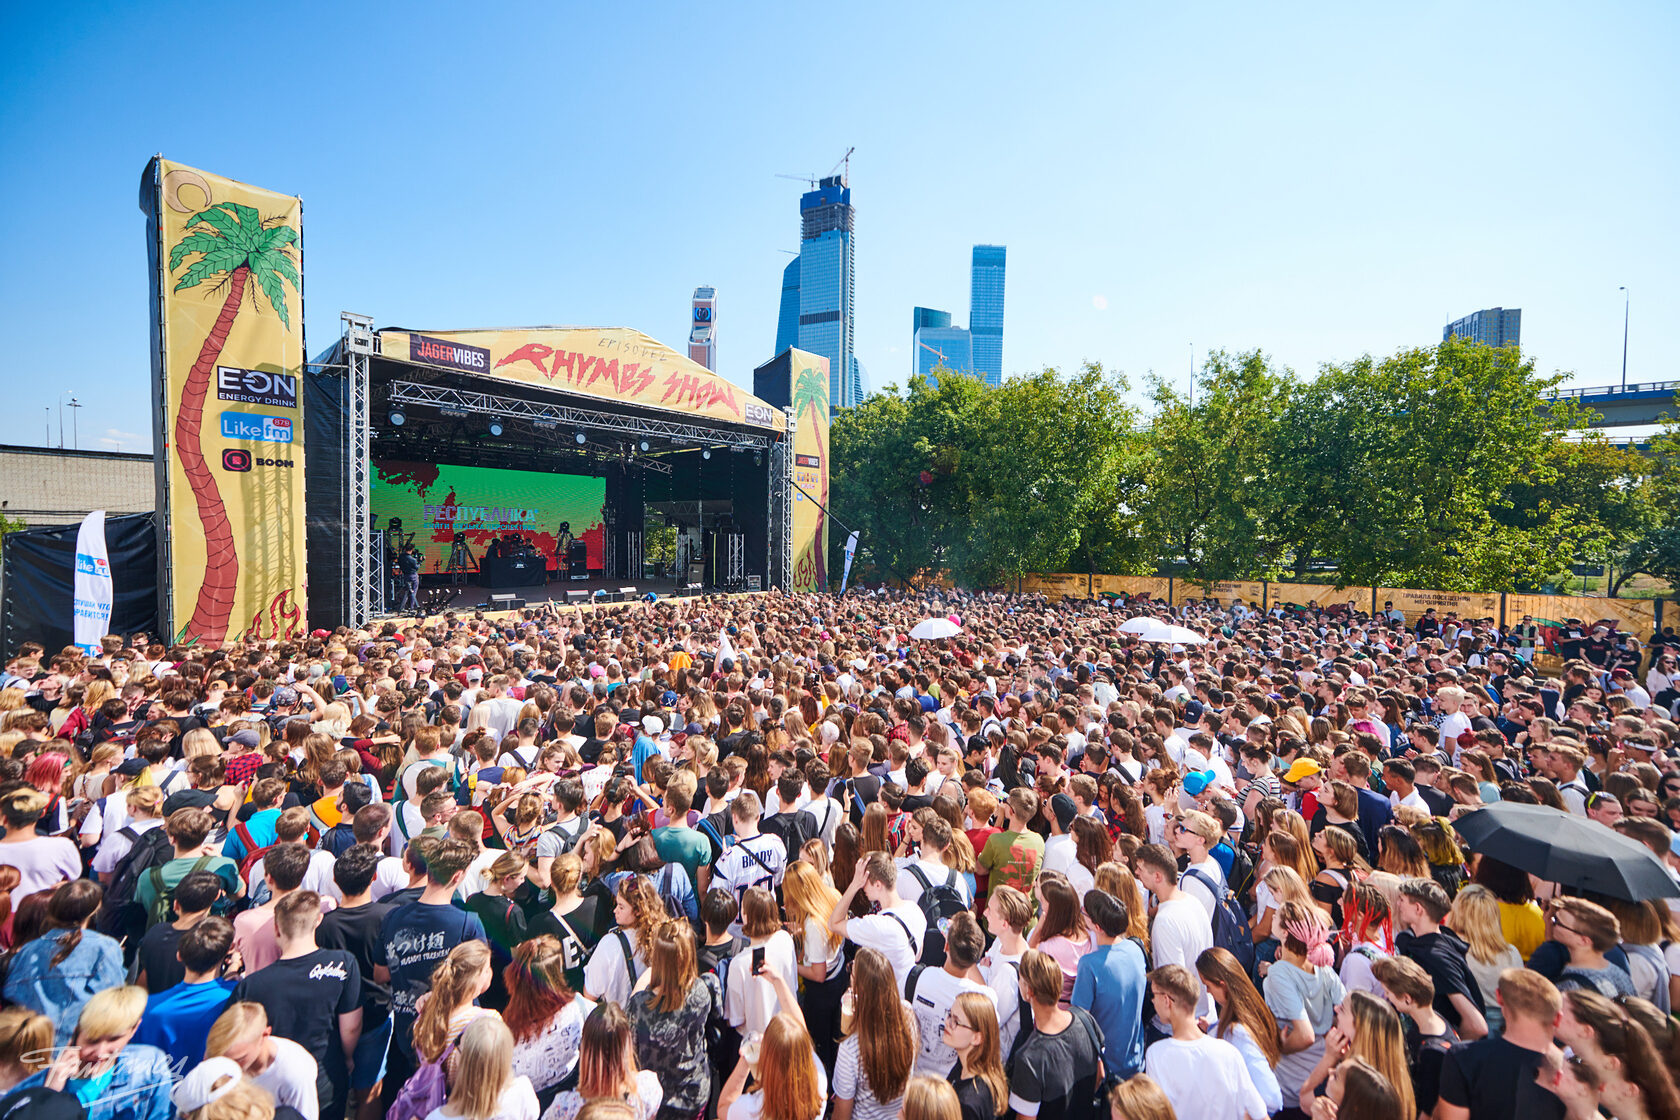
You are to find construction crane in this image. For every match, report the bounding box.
[775,147,855,189]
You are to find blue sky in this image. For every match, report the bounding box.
[0,2,1673,453]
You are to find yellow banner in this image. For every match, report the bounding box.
[1268,583,1373,611]
[380,328,786,433]
[145,159,306,646]
[1092,575,1171,601]
[1171,580,1266,607]
[787,350,829,591]
[1506,594,1654,649]
[1378,587,1501,622]
[1022,573,1090,600]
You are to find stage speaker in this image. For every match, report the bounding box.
[565,590,589,603]
[489,594,526,609]
[568,541,589,578]
[685,583,704,597]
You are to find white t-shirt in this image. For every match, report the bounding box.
[845,902,928,988]
[1041,834,1076,879]
[895,857,972,908]
[1176,857,1224,920]
[906,966,996,1077]
[428,1077,538,1120]
[369,856,412,901]
[803,796,844,848]
[982,948,1025,1058]
[726,930,799,1036]
[91,815,164,876]
[1144,1033,1267,1120]
[457,848,502,901]
[584,929,642,1006]
[1149,897,1213,1019]
[251,1037,321,1120]
[1389,788,1428,813]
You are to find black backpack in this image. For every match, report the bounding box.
[904,864,967,966]
[97,825,174,950]
[1183,867,1255,974]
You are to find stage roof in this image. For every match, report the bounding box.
[377,326,786,433]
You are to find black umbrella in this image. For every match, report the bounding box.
[1452,802,1680,902]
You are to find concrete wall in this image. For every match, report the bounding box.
[0,444,154,528]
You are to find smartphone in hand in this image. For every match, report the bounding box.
[752,946,766,976]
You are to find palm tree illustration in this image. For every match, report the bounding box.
[792,364,829,588]
[168,202,299,645]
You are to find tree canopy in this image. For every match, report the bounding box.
[828,337,1667,593]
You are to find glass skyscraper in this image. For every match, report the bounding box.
[776,176,861,407]
[1443,307,1521,349]
[970,245,1006,387]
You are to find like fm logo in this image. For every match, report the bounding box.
[219,410,293,444]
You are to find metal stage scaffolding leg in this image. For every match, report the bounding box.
[344,313,377,627]
[627,531,642,584]
[769,408,794,591]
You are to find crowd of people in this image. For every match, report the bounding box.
[0,588,1675,1120]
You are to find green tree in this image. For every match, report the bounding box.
[1616,415,1680,591]
[1138,349,1293,583]
[1269,339,1571,590]
[1499,435,1652,593]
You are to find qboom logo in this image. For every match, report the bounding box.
[222,449,292,472]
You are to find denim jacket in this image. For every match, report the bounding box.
[10,1046,175,1120]
[2,930,126,1043]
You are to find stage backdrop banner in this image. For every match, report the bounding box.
[371,461,606,573]
[381,328,788,433]
[142,158,306,645]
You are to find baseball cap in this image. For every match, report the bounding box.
[229,729,261,750]
[1282,759,1322,784]
[642,715,665,736]
[271,686,298,707]
[1050,793,1078,832]
[1182,769,1219,797]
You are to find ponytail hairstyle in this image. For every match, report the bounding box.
[413,940,493,1063]
[503,936,575,1044]
[1621,996,1680,1089]
[1278,900,1333,968]
[46,879,102,967]
[1572,992,1680,1120]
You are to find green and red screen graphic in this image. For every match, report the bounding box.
[372,461,605,573]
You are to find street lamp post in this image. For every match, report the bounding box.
[67,397,80,450]
[1620,286,1629,390]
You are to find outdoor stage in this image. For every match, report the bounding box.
[299,320,822,632]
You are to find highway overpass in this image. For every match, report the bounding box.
[1545,381,1679,427]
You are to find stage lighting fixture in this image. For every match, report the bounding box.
[754,452,763,465]
[701,448,712,460]
[639,440,650,453]
[487,419,504,437]
[388,410,405,426]
[532,418,558,430]
[439,407,469,419]
[574,431,588,445]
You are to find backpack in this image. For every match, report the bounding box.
[97,825,174,947]
[144,854,214,928]
[1183,867,1255,974]
[904,864,967,966]
[386,1039,456,1120]
[234,821,280,883]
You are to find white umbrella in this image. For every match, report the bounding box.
[1139,622,1207,645]
[910,617,963,640]
[1119,617,1158,635]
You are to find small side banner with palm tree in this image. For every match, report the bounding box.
[791,357,830,591]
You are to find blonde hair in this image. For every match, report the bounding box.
[414,941,493,1063]
[1448,885,1515,967]
[1094,861,1150,950]
[446,1016,515,1120]
[949,993,1007,1116]
[1108,1075,1177,1120]
[0,1008,52,1075]
[182,728,221,759]
[183,1076,275,1120]
[76,985,147,1040]
[902,1077,961,1120]
[206,1003,268,1058]
[781,860,841,934]
[1262,866,1316,914]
